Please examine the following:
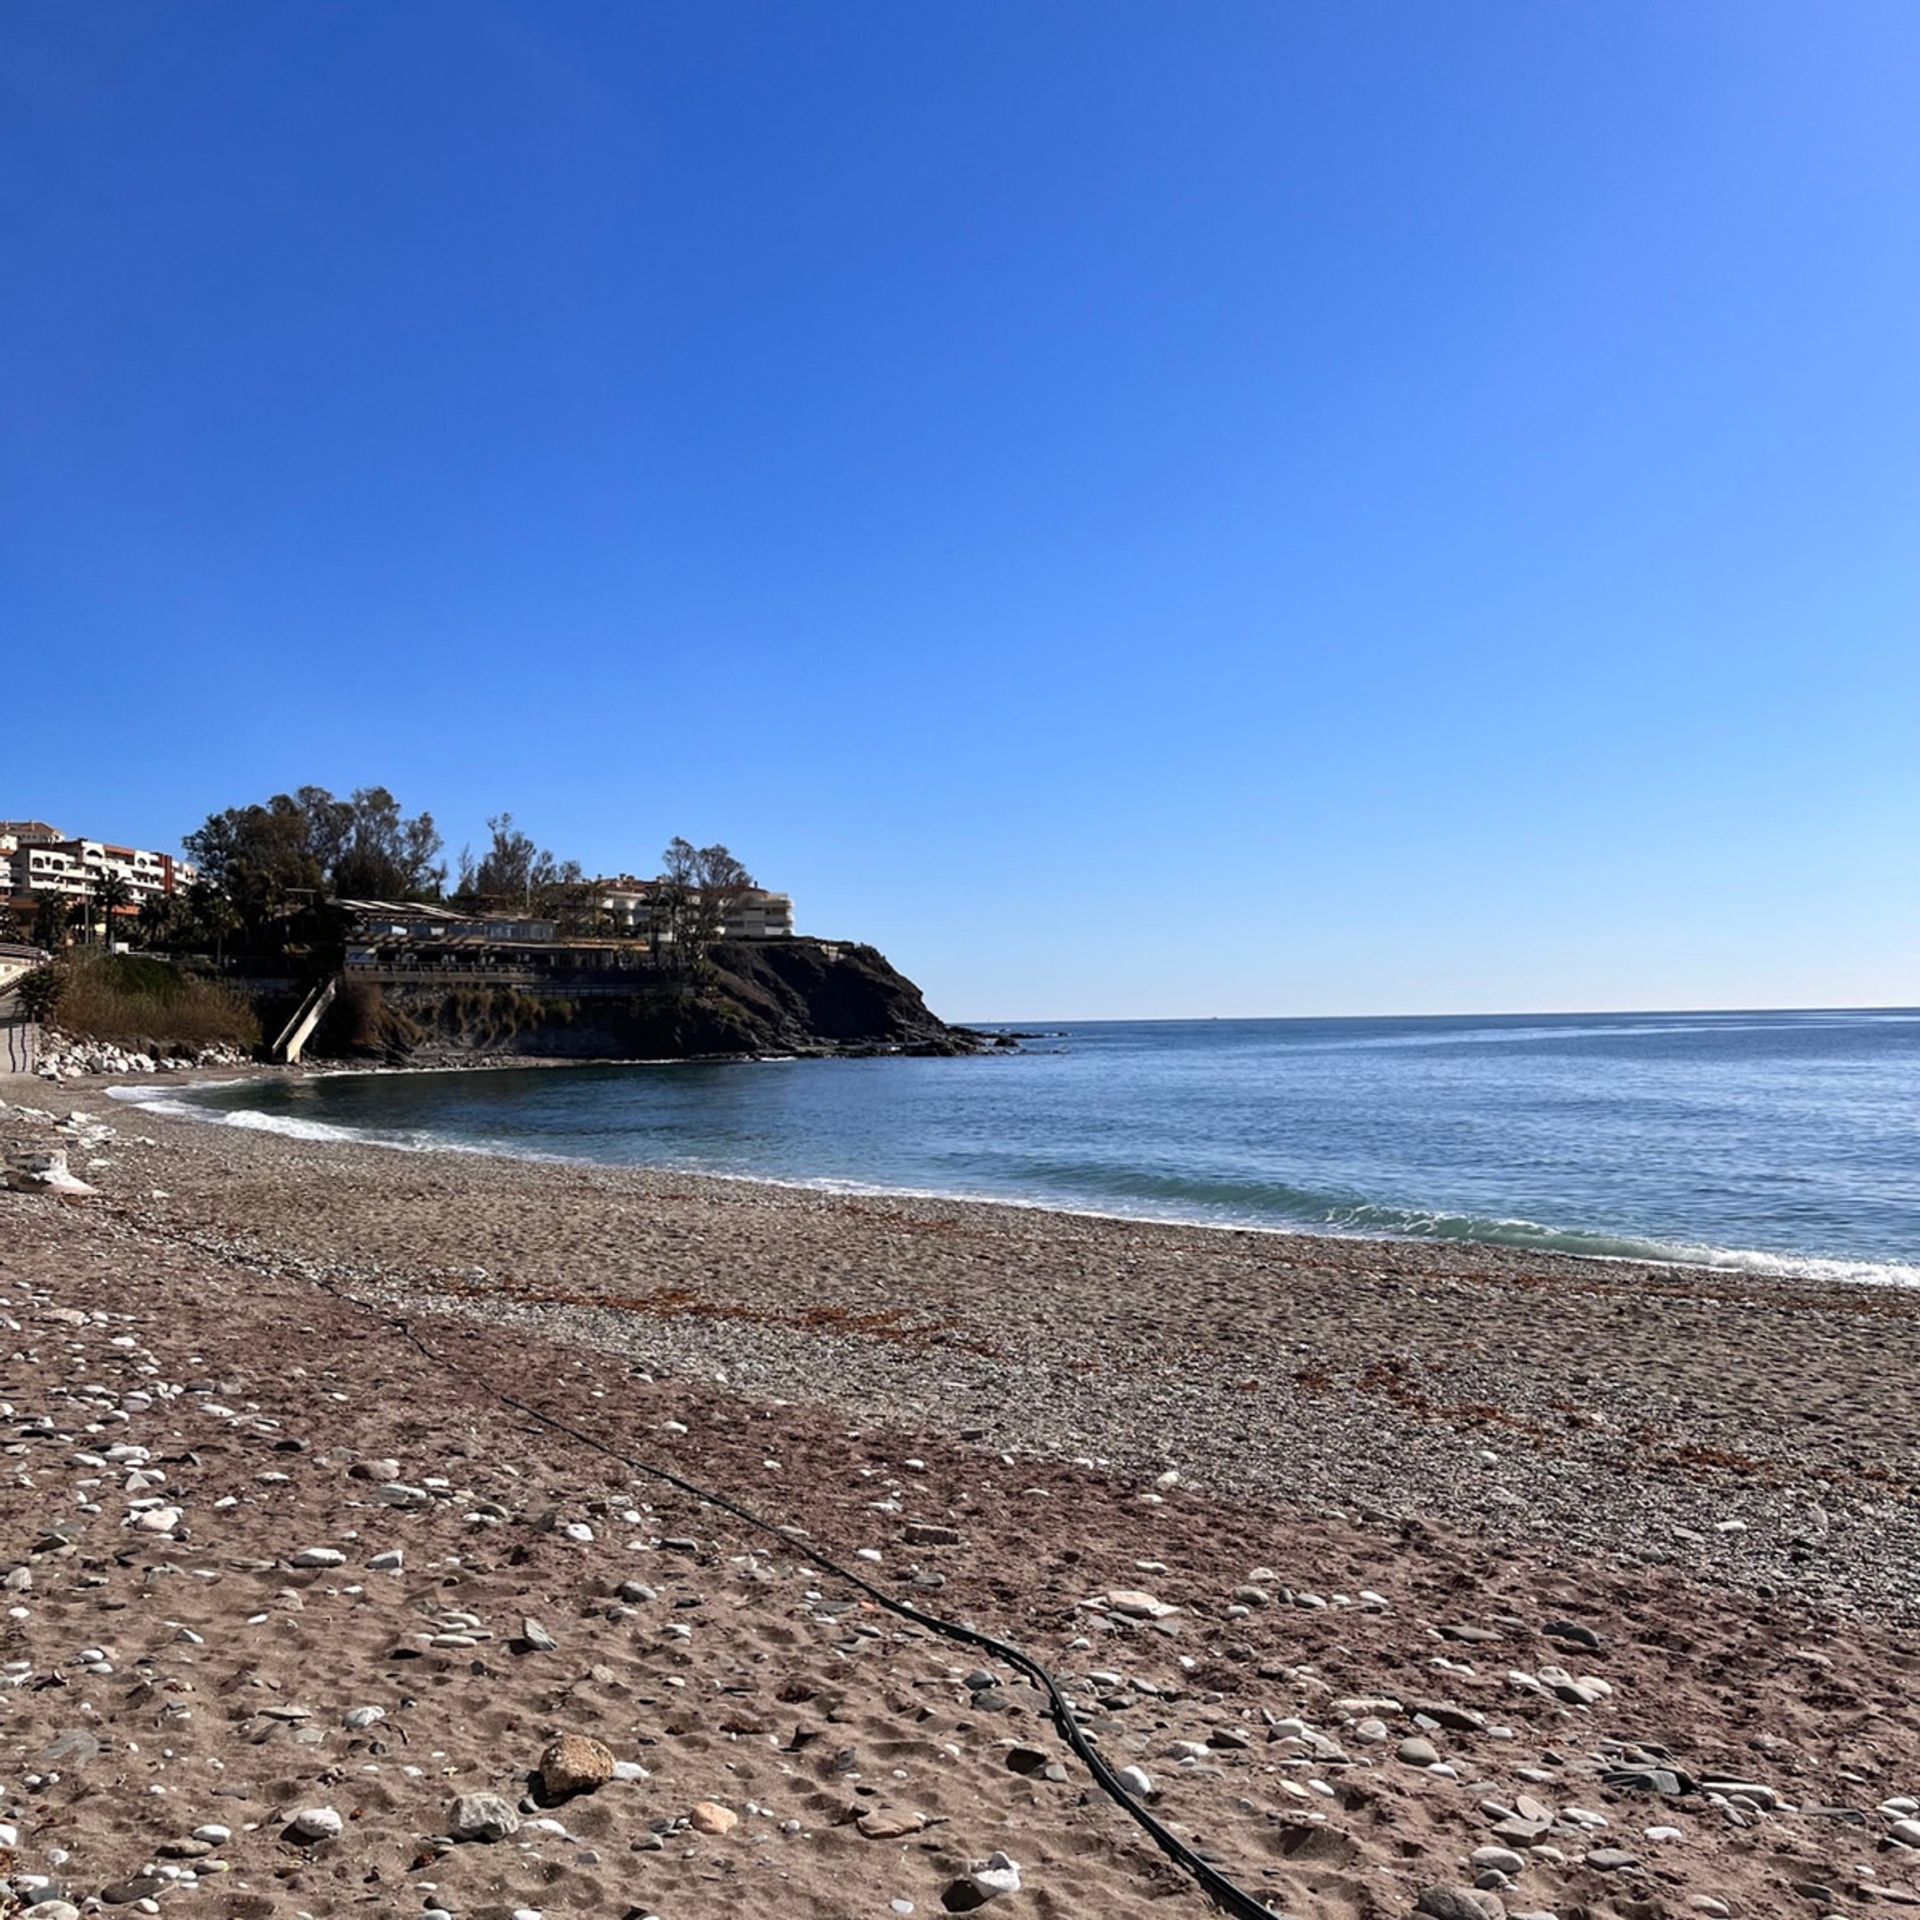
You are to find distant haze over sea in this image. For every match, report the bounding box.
[129,1009,1920,1284]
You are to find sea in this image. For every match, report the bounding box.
[119,1008,1920,1284]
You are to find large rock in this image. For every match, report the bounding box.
[288,1806,343,1842]
[538,1733,615,1797]
[856,1808,928,1839]
[1102,1588,1175,1619]
[4,1149,94,1196]
[966,1854,1023,1902]
[1414,1890,1503,1920]
[450,1792,520,1842]
[689,1800,739,1834]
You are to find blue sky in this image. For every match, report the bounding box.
[4,2,1915,1018]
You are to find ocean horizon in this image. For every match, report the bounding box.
[120,1005,1920,1286]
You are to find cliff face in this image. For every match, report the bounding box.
[698,939,972,1053]
[314,939,984,1063]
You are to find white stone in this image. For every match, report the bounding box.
[967,1852,1022,1901]
[1101,1588,1175,1620]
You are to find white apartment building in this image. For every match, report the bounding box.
[594,877,795,940]
[719,889,795,938]
[0,822,200,921]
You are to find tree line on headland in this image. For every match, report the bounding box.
[7,788,985,1066]
[3,784,756,968]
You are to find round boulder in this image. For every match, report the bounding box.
[539,1732,615,1798]
[450,1792,521,1842]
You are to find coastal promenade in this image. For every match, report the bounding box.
[2,1077,1917,1919]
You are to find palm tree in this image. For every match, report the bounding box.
[136,894,177,950]
[92,870,134,947]
[187,882,241,969]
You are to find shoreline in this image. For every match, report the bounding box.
[10,1070,1920,1612]
[92,1059,1920,1292]
[4,1077,1920,1917]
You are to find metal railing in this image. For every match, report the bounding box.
[349,966,542,986]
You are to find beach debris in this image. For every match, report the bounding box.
[4,1148,95,1196]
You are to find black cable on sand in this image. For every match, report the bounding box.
[290,1260,1286,1920]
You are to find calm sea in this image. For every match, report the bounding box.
[126,1009,1920,1283]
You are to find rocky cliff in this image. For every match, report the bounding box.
[313,939,987,1063]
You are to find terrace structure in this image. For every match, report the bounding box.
[335,899,561,972]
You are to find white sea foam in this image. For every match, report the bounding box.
[109,1080,568,1163]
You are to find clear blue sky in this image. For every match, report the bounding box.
[4,2,1915,1019]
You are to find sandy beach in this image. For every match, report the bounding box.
[2,1075,1918,1920]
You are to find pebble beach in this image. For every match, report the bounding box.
[2,1073,1918,1920]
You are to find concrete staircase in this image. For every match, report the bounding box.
[272,974,338,1064]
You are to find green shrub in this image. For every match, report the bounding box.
[15,962,66,1024]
